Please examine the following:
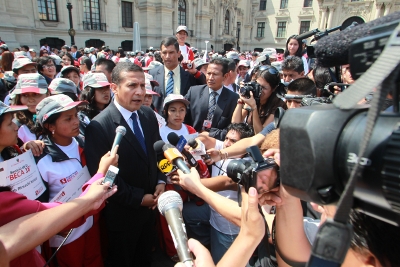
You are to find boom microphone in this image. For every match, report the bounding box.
[158,191,194,267]
[163,144,191,174]
[167,132,198,168]
[111,126,126,153]
[296,28,320,41]
[314,11,400,67]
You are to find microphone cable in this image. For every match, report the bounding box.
[43,228,74,267]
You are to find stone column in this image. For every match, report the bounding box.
[219,4,224,35]
[375,3,383,19]
[384,3,392,16]
[320,7,328,29]
[327,7,335,29]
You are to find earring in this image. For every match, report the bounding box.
[52,130,55,135]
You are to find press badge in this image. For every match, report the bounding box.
[202,120,212,129]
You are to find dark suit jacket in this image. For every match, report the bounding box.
[72,51,82,59]
[85,102,165,230]
[185,85,239,141]
[149,65,206,114]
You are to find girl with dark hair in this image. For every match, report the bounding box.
[37,56,56,84]
[0,51,14,76]
[232,66,287,134]
[11,73,50,143]
[59,52,74,67]
[33,94,104,267]
[39,49,48,57]
[284,35,309,74]
[79,56,92,74]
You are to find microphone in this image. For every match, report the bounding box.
[154,140,177,175]
[163,143,191,174]
[158,191,193,267]
[314,11,400,67]
[111,126,126,153]
[187,138,211,160]
[167,132,198,168]
[296,28,320,41]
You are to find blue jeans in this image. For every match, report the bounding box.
[210,226,238,264]
[182,201,211,246]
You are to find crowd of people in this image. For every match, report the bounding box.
[0,19,398,267]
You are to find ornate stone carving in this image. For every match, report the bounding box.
[299,7,314,18]
[276,9,290,18]
[341,2,372,20]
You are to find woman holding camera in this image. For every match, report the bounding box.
[231,66,287,134]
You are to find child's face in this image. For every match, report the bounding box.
[167,102,186,129]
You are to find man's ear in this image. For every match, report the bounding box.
[110,83,118,95]
[300,71,305,77]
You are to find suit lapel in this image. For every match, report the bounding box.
[199,86,209,122]
[109,103,149,163]
[180,67,189,95]
[137,108,152,157]
[156,67,165,98]
[212,87,229,125]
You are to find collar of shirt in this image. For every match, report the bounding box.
[164,64,180,78]
[164,64,181,94]
[208,87,223,95]
[113,99,143,135]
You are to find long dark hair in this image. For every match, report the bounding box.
[284,35,303,58]
[33,112,62,139]
[79,86,110,120]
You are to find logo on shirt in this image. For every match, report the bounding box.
[59,170,78,185]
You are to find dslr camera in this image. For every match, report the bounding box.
[226,146,279,193]
[239,82,261,100]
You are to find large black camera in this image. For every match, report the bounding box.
[239,82,261,100]
[226,146,279,193]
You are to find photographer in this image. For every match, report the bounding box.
[231,66,287,134]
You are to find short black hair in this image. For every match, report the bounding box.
[225,58,237,72]
[112,62,143,85]
[21,45,29,51]
[209,58,229,75]
[160,37,179,52]
[95,58,115,73]
[37,56,56,72]
[287,77,316,96]
[282,56,304,74]
[226,123,254,139]
[71,45,78,50]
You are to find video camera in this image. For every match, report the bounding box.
[239,82,261,101]
[226,146,279,193]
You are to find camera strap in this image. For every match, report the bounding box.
[307,22,400,267]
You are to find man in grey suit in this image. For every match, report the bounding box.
[185,58,239,141]
[149,36,205,114]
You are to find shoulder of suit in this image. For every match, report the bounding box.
[189,84,208,91]
[222,86,239,98]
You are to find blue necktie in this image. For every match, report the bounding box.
[130,113,147,155]
[207,91,218,121]
[166,70,174,96]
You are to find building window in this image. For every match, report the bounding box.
[259,0,267,10]
[83,0,105,31]
[210,19,213,35]
[303,0,312,7]
[280,0,288,9]
[299,21,311,34]
[224,10,230,34]
[178,0,186,26]
[122,1,133,28]
[257,22,265,37]
[277,21,287,38]
[38,0,58,21]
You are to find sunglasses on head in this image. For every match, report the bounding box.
[259,65,279,75]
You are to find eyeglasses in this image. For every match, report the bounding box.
[259,66,279,75]
[43,64,55,69]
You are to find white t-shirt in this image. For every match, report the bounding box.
[179,45,189,61]
[159,124,190,143]
[209,140,240,235]
[18,125,36,143]
[36,138,92,246]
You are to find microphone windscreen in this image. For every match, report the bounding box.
[158,190,183,216]
[167,132,180,146]
[187,138,197,148]
[115,125,126,136]
[314,11,400,67]
[153,140,165,154]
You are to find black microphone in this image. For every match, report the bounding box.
[167,132,198,168]
[187,138,211,160]
[314,11,400,67]
[111,126,126,153]
[158,191,194,267]
[296,28,320,41]
[163,143,191,174]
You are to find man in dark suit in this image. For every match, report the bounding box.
[185,58,239,141]
[85,62,165,267]
[70,45,82,60]
[149,36,205,114]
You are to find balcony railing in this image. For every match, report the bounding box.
[82,21,106,32]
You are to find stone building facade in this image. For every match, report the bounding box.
[0,0,399,52]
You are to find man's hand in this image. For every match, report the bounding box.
[206,148,221,164]
[176,167,203,195]
[141,194,157,209]
[23,140,45,157]
[153,183,166,207]
[184,60,197,75]
[174,239,215,267]
[97,146,119,175]
[239,187,265,242]
[81,178,117,210]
